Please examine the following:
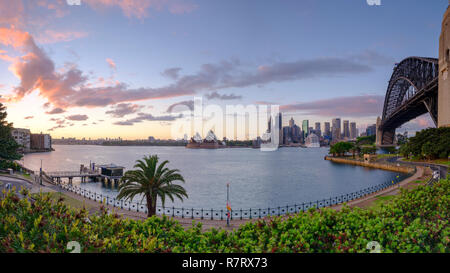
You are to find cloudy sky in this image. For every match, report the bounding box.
[0,0,446,139]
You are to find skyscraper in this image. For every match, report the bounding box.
[366,124,376,136]
[350,122,357,139]
[302,120,309,139]
[343,120,350,139]
[267,113,283,145]
[332,118,341,140]
[289,117,295,127]
[315,122,321,137]
[324,122,331,138]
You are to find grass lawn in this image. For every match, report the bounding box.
[403,158,450,167]
[367,195,396,211]
[376,154,398,159]
[32,192,95,210]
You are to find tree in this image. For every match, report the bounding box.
[359,145,377,156]
[330,142,354,157]
[117,155,188,217]
[400,127,450,160]
[356,135,376,146]
[399,143,410,159]
[0,103,22,162]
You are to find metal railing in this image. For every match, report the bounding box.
[56,175,408,220]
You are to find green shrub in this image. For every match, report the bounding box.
[1,179,449,253]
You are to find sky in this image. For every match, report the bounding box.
[0,0,447,140]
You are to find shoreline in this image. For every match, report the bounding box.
[324,156,415,174]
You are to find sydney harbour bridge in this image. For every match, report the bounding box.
[376,6,450,146]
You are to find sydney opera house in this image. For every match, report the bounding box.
[186,130,227,149]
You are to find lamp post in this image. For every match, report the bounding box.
[40,159,43,186]
[226,183,230,227]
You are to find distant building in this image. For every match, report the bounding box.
[282,126,291,145]
[366,124,377,136]
[350,122,357,139]
[289,117,295,127]
[281,117,302,144]
[315,122,321,137]
[148,136,156,143]
[11,128,31,152]
[324,122,331,138]
[30,133,52,150]
[305,133,320,148]
[343,120,350,139]
[302,120,309,139]
[332,118,341,140]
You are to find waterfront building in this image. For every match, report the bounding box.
[302,120,309,139]
[11,128,31,152]
[350,122,357,140]
[30,133,52,150]
[283,126,292,145]
[187,130,224,149]
[305,133,320,148]
[292,124,301,143]
[343,120,350,139]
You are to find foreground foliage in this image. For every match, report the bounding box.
[1,179,449,253]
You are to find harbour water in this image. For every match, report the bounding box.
[23,145,406,210]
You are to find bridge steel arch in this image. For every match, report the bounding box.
[378,57,439,146]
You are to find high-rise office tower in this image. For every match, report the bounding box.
[315,122,321,137]
[350,122,357,139]
[289,117,295,127]
[324,122,331,138]
[343,120,350,139]
[366,124,376,136]
[302,120,309,139]
[332,118,341,140]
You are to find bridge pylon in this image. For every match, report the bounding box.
[438,5,450,128]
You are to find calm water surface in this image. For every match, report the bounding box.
[23,145,405,209]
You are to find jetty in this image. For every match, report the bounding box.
[43,163,125,184]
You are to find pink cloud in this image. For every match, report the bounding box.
[0,0,24,26]
[106,58,116,70]
[281,95,384,118]
[36,30,88,44]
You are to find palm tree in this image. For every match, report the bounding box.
[117,155,188,217]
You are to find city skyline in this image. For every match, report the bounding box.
[0,0,444,139]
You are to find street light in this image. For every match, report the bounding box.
[40,159,43,186]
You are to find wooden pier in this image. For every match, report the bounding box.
[43,163,125,185]
[44,171,100,183]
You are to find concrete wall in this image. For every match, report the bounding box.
[324,156,415,174]
[439,6,450,128]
